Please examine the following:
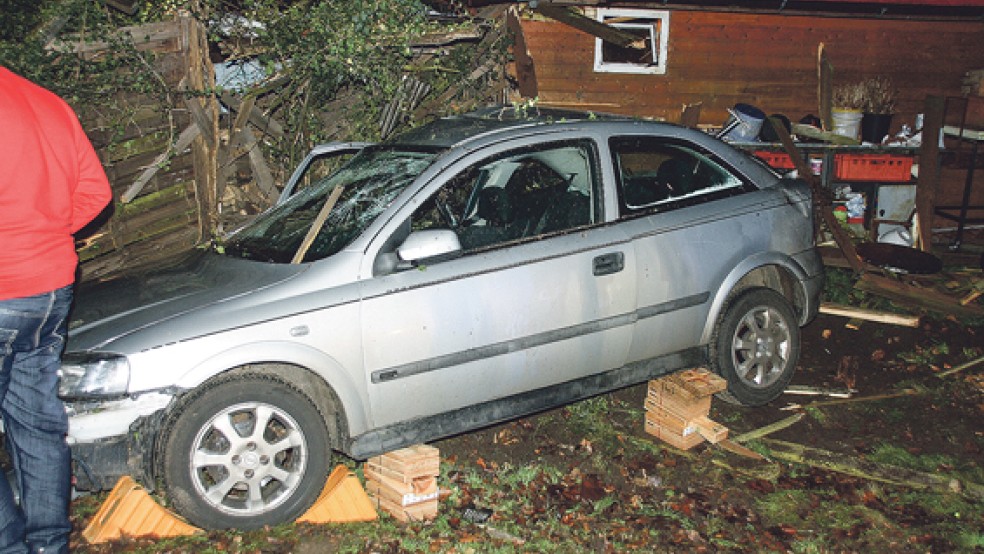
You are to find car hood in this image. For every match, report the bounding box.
[69,249,307,352]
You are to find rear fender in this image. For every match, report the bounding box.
[700,253,812,344]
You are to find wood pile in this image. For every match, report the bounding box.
[365,445,440,522]
[644,368,729,450]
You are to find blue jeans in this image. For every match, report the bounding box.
[0,287,73,554]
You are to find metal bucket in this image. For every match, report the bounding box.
[719,103,766,142]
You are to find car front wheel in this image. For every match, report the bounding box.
[159,373,330,529]
[711,288,800,406]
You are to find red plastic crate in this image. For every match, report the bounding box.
[833,154,913,182]
[752,150,796,170]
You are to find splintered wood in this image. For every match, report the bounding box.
[365,444,440,522]
[645,368,729,450]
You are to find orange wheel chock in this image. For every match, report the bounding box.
[296,464,378,524]
[82,476,202,544]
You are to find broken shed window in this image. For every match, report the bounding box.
[593,8,669,75]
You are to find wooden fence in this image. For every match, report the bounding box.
[70,16,217,280]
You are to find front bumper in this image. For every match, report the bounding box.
[66,392,172,491]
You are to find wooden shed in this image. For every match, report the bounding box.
[496,0,984,243]
[499,0,984,125]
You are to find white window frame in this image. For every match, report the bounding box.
[593,8,669,75]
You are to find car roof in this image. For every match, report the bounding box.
[388,105,639,149]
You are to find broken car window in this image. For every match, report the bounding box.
[223,147,437,263]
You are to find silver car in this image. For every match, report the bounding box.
[59,107,823,529]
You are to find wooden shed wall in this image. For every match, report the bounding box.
[519,10,984,129]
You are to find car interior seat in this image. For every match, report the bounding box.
[477,187,514,227]
[656,158,697,197]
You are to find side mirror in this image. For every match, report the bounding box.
[397,230,462,266]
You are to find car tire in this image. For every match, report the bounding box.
[159,373,330,529]
[710,288,800,406]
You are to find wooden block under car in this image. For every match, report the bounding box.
[656,368,728,402]
[692,415,729,444]
[645,405,696,436]
[371,493,439,523]
[645,387,711,420]
[364,468,439,509]
[365,444,440,522]
[366,444,440,484]
[644,417,704,450]
[643,368,729,450]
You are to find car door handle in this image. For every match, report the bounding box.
[593,252,625,276]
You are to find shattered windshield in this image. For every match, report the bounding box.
[223,147,437,263]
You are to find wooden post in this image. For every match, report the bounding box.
[181,8,219,242]
[916,95,945,252]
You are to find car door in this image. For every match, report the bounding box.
[610,135,782,363]
[277,142,372,205]
[358,138,638,427]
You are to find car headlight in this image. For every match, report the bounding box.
[58,353,130,400]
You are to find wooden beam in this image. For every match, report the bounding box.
[818,42,833,132]
[819,302,921,327]
[916,95,945,252]
[219,91,286,138]
[856,273,984,319]
[121,124,200,203]
[766,116,865,273]
[506,6,538,98]
[533,4,647,50]
[183,95,215,147]
[232,128,278,203]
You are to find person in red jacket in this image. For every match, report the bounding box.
[0,66,112,554]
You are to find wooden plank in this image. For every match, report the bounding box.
[367,445,440,480]
[645,389,711,420]
[183,95,215,147]
[231,128,277,203]
[692,416,729,444]
[645,407,697,436]
[917,95,945,250]
[369,494,437,523]
[856,273,984,318]
[818,42,833,131]
[506,6,538,98]
[121,124,200,203]
[819,302,921,327]
[534,5,647,50]
[364,472,438,507]
[656,368,728,400]
[768,116,866,273]
[219,92,286,138]
[644,418,704,450]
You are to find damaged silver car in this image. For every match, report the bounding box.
[58,107,823,529]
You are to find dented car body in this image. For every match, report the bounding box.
[59,107,823,529]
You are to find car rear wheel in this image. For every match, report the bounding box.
[711,288,800,406]
[159,374,330,529]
